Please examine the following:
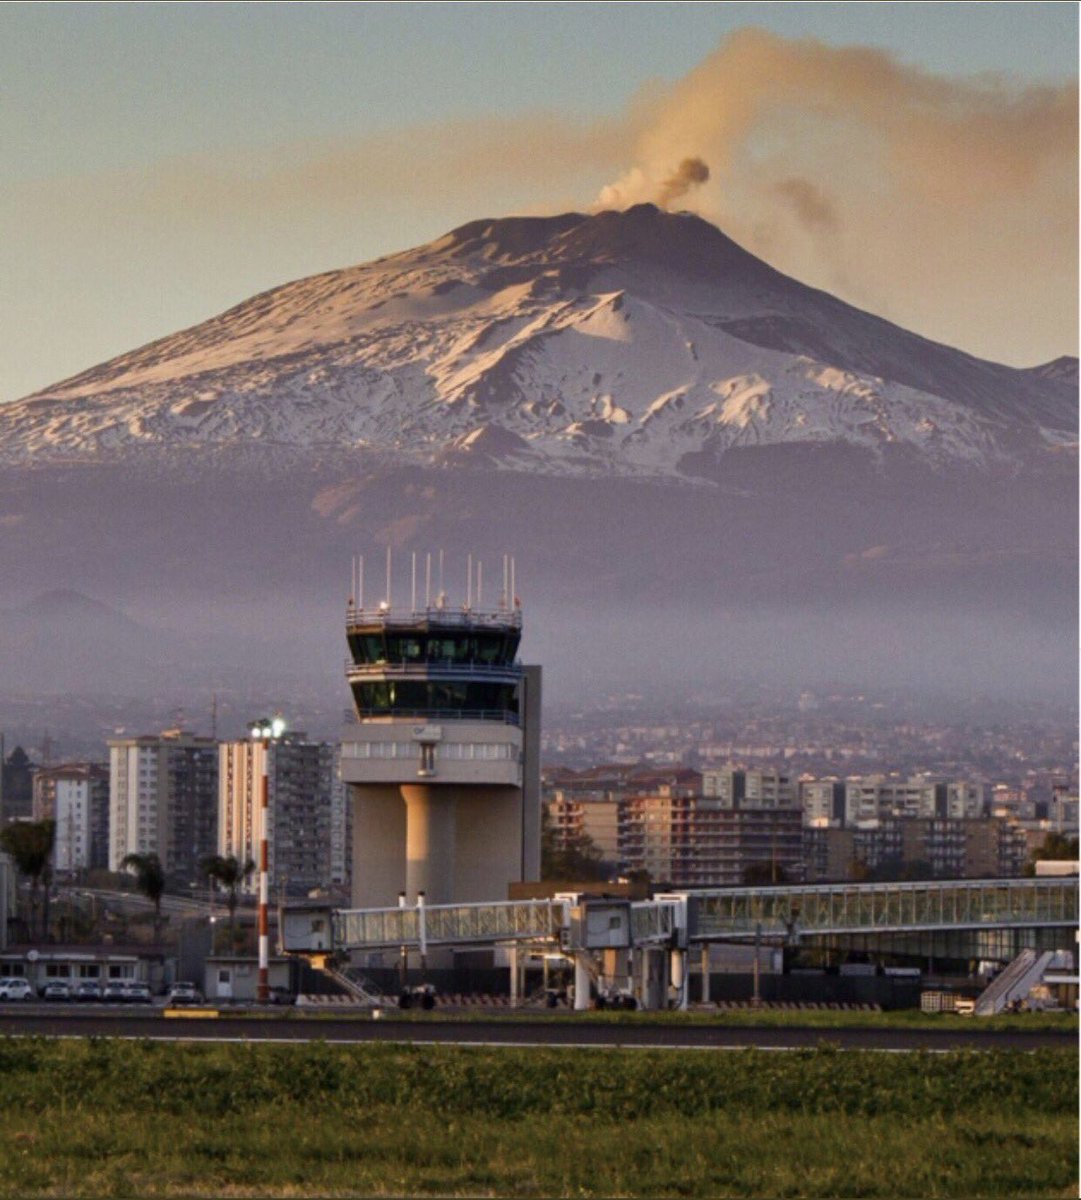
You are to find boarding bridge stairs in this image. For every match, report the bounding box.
[974,949,1055,1016]
[320,961,391,1008]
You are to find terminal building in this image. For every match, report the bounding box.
[339,555,541,908]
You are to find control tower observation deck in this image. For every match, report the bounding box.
[339,561,541,909]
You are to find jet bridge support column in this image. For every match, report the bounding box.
[573,954,592,1011]
[638,947,668,1011]
[670,948,689,1011]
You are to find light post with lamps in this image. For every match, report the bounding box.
[250,716,286,1003]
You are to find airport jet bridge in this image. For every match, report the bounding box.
[280,876,1078,1011]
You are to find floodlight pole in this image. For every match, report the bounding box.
[252,716,285,1004]
[258,733,270,1004]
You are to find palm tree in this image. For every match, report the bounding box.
[201,854,255,949]
[0,819,55,940]
[121,852,166,942]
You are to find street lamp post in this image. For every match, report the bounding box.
[250,716,286,1003]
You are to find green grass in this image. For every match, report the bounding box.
[288,1003,1080,1034]
[0,1039,1075,1198]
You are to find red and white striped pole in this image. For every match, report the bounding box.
[252,716,284,1005]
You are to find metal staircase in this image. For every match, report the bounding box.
[320,961,390,1007]
[974,949,1055,1015]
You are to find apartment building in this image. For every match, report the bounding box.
[843,776,985,825]
[32,763,109,872]
[108,729,218,882]
[805,816,1027,882]
[219,734,346,898]
[701,767,797,809]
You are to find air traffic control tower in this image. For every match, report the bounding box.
[339,554,541,908]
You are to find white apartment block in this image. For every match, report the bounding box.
[109,740,162,872]
[701,768,797,810]
[218,739,269,884]
[843,776,985,826]
[108,730,218,879]
[799,778,845,828]
[33,765,108,872]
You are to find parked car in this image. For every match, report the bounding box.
[167,982,204,1005]
[74,980,103,1002]
[41,980,73,1002]
[125,981,153,1005]
[0,977,34,1001]
[103,980,131,1003]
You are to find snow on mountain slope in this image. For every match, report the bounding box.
[1,205,1074,478]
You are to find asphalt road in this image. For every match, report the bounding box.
[0,1007,1073,1051]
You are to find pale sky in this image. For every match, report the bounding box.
[1,2,1076,403]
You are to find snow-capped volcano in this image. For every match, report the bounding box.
[2,204,1074,477]
[0,205,1075,712]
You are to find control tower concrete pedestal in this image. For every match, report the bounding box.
[339,583,541,910]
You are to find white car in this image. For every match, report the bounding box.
[0,977,33,1001]
[41,980,73,1001]
[167,982,204,1005]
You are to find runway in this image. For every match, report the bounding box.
[0,1008,1072,1051]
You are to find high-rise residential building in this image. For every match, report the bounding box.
[339,562,541,908]
[328,748,352,895]
[843,776,985,825]
[547,790,621,865]
[702,768,797,809]
[108,729,218,882]
[32,763,109,872]
[1,745,36,825]
[219,734,347,898]
[990,785,1036,822]
[805,815,1026,882]
[1049,784,1079,834]
[800,777,846,827]
[544,767,804,887]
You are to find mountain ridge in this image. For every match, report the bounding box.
[2,205,1074,478]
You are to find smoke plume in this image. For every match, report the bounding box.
[656,156,711,209]
[595,28,1077,365]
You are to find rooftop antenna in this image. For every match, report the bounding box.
[351,555,356,605]
[466,553,473,609]
[211,692,218,742]
[438,549,445,607]
[477,558,483,609]
[512,555,518,607]
[385,545,392,609]
[502,553,508,610]
[411,552,417,612]
[359,554,364,610]
[425,552,432,608]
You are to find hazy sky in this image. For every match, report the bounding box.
[1,2,1076,403]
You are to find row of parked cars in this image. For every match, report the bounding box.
[0,976,205,1004]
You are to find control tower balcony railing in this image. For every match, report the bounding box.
[346,660,523,683]
[344,708,521,726]
[346,604,523,632]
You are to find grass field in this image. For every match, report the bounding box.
[0,1038,1075,1198]
[330,1005,1080,1033]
